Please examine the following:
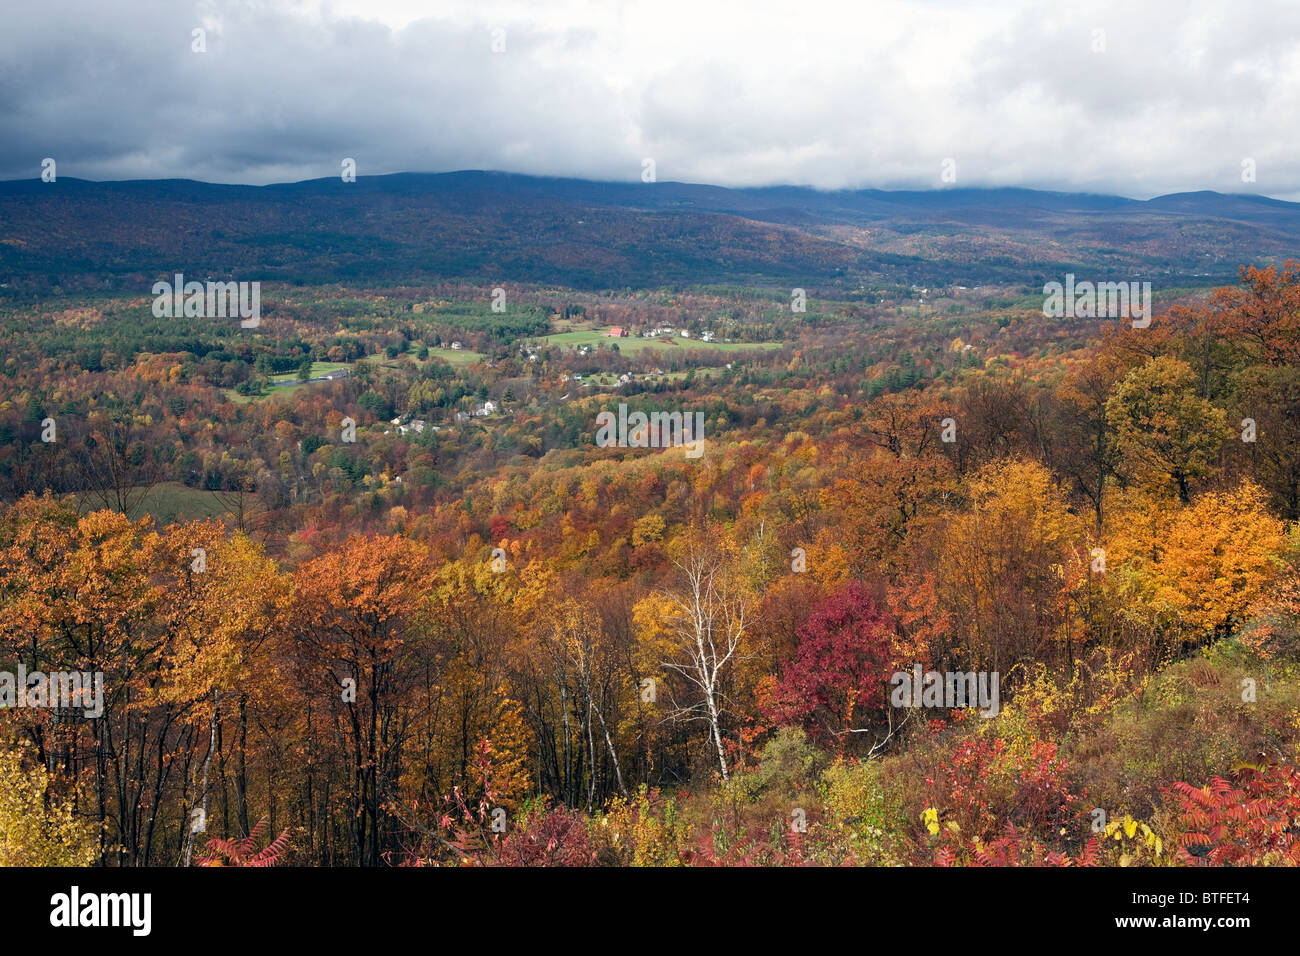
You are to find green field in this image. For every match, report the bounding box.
[222,361,350,403]
[425,346,487,366]
[77,482,232,526]
[363,347,487,369]
[532,328,781,355]
[657,366,727,381]
[269,361,350,384]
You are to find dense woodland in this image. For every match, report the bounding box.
[4,262,1300,866]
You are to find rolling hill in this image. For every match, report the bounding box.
[1,171,1297,295]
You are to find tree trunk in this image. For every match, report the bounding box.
[182,693,219,866]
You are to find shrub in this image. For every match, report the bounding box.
[0,746,100,866]
[494,803,597,867]
[1166,763,1300,866]
[817,759,907,865]
[596,787,687,866]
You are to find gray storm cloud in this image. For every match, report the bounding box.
[1,0,1297,198]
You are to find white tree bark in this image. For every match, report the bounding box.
[182,691,219,866]
[659,536,749,783]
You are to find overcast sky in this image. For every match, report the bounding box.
[2,0,1298,198]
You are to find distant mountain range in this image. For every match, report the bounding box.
[2,171,1297,295]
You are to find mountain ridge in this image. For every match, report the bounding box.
[2,171,1297,293]
[2,169,1292,212]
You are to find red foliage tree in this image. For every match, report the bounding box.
[763,582,896,749]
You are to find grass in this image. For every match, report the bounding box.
[424,346,487,366]
[531,328,781,355]
[77,482,231,526]
[657,366,727,381]
[362,347,487,369]
[220,344,487,405]
[225,361,352,402]
[269,361,350,384]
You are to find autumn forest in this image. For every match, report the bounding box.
[4,236,1300,869]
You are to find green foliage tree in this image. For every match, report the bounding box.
[1105,355,1230,502]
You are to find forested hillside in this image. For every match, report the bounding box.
[5,174,1300,295]
[4,236,1300,866]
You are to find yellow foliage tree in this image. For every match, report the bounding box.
[1140,481,1284,641]
[932,458,1086,673]
[0,746,99,866]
